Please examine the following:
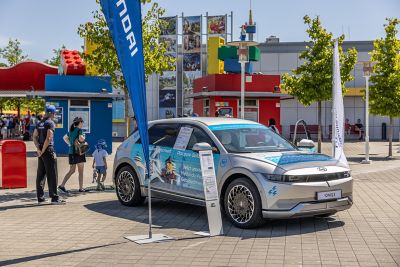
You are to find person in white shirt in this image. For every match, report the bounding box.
[92,139,109,191]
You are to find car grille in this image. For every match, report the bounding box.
[287,172,350,182]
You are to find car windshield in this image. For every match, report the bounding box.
[209,124,297,153]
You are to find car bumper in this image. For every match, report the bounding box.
[262,196,353,219]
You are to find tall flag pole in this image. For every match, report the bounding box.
[332,39,348,167]
[100,0,173,244]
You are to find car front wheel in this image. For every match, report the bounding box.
[115,165,145,206]
[224,178,264,228]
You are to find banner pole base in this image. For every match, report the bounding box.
[124,234,175,244]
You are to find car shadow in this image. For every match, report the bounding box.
[84,199,345,239]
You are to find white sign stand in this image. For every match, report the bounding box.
[124,173,175,244]
[194,150,224,236]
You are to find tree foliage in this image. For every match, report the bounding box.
[369,18,400,117]
[77,1,175,91]
[281,15,358,105]
[44,45,66,66]
[0,38,28,66]
[369,18,400,157]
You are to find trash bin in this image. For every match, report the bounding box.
[0,140,27,189]
[382,123,387,140]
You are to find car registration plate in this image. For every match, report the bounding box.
[316,190,342,200]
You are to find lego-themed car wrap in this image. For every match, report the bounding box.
[130,142,219,195]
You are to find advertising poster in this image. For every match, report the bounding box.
[183,34,201,53]
[183,71,201,115]
[46,102,63,128]
[159,16,178,119]
[159,90,176,108]
[183,53,201,71]
[183,16,201,35]
[160,36,177,53]
[160,16,177,35]
[54,107,63,128]
[159,71,177,90]
[69,107,90,133]
[207,15,227,35]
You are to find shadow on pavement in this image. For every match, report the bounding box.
[0,189,108,211]
[0,241,127,266]
[85,199,345,239]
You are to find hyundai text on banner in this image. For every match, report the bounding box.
[100,0,150,173]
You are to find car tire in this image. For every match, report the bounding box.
[224,178,264,229]
[115,165,145,206]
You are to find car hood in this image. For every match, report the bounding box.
[232,151,342,171]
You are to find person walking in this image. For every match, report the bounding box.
[32,105,64,204]
[92,139,109,191]
[58,117,87,193]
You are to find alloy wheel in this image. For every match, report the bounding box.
[117,170,135,202]
[227,184,255,224]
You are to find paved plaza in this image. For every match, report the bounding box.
[0,141,400,266]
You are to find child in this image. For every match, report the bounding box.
[92,139,109,191]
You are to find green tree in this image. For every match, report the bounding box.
[369,18,400,157]
[281,15,358,152]
[0,38,28,66]
[5,98,27,118]
[24,98,45,115]
[44,45,66,66]
[77,0,175,135]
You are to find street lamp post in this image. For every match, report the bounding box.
[226,41,258,119]
[361,61,372,164]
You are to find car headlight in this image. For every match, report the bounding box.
[262,174,300,182]
[343,171,351,178]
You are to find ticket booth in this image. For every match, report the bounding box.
[31,74,119,155]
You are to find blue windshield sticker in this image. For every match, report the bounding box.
[264,154,334,165]
[208,124,266,131]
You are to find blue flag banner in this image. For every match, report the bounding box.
[100,0,150,173]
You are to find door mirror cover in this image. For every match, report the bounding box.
[192,142,213,152]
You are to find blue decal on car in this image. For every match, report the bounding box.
[268,185,277,196]
[220,158,228,167]
[208,123,266,131]
[264,154,334,165]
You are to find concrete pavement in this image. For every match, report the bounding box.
[0,141,399,266]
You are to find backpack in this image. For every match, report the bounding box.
[74,138,89,155]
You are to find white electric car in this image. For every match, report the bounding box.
[113,118,353,228]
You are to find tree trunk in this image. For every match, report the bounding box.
[388,116,393,158]
[317,100,322,153]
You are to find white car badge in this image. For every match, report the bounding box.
[318,167,327,172]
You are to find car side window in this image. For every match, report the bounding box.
[148,123,180,147]
[185,125,219,153]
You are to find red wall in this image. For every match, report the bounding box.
[0,61,57,91]
[259,99,281,131]
[193,74,280,93]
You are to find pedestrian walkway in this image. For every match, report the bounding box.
[0,141,399,266]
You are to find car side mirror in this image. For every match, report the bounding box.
[192,142,213,152]
[298,139,315,148]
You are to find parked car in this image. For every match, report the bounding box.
[113,118,353,228]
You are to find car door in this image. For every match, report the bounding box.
[170,123,220,201]
[146,123,181,195]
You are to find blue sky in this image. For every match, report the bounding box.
[0,0,399,63]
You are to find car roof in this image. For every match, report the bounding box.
[150,117,261,127]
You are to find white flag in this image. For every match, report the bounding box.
[332,40,348,167]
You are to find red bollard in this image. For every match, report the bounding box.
[0,140,27,189]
